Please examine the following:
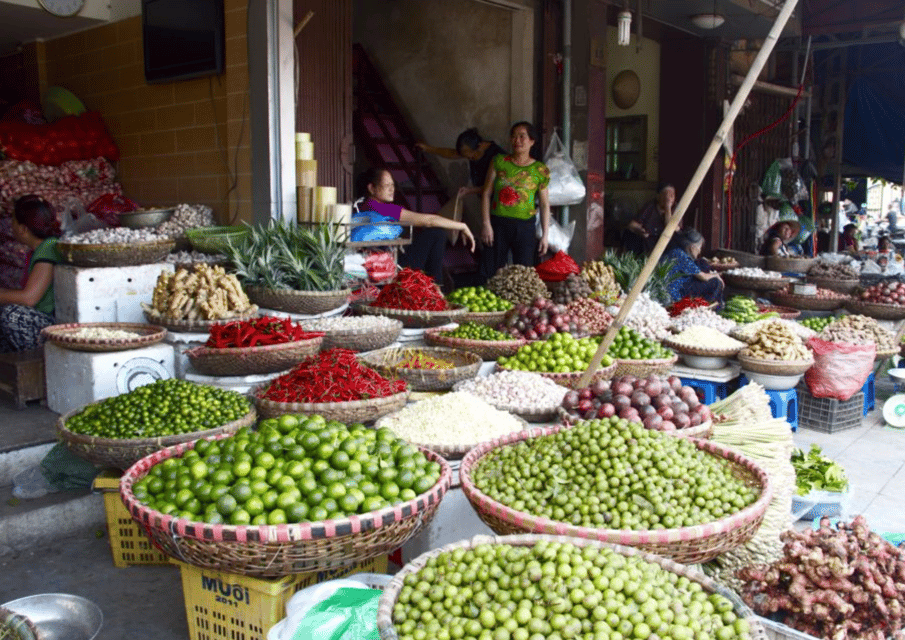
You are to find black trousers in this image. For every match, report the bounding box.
[478,215,537,283]
[399,227,447,284]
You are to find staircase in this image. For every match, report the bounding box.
[353,44,449,214]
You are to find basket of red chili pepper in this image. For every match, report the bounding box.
[254,348,410,423]
[186,316,325,376]
[354,267,468,328]
[358,346,483,392]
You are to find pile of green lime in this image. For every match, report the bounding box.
[66,378,250,439]
[448,287,513,312]
[497,332,613,373]
[131,414,442,526]
[607,326,674,360]
[799,316,838,332]
[442,321,513,342]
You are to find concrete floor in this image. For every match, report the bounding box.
[0,374,903,640]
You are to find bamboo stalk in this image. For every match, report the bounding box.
[578,0,801,388]
[294,10,315,38]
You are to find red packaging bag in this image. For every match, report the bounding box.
[364,252,396,283]
[536,250,579,282]
[804,337,875,401]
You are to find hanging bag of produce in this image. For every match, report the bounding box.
[544,129,585,206]
[535,250,580,282]
[804,337,874,401]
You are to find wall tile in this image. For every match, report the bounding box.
[157,104,197,130]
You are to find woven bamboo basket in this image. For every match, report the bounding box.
[354,302,467,328]
[845,299,905,321]
[875,346,898,362]
[496,360,618,389]
[185,334,324,376]
[120,442,451,578]
[246,287,351,315]
[459,309,508,327]
[709,261,740,272]
[613,353,678,378]
[0,606,39,640]
[56,238,176,267]
[765,255,817,273]
[805,275,860,295]
[142,307,259,333]
[376,533,769,640]
[40,322,167,352]
[184,225,249,254]
[309,320,403,352]
[661,336,744,358]
[768,290,845,312]
[423,327,526,360]
[714,249,765,269]
[458,424,771,564]
[358,346,482,392]
[737,353,813,376]
[756,304,801,319]
[375,414,529,462]
[254,389,410,423]
[57,405,256,470]
[724,273,790,291]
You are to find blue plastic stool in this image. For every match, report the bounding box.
[678,377,735,405]
[739,374,798,431]
[862,372,875,415]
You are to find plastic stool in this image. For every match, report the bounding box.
[739,374,798,431]
[678,377,735,405]
[862,372,875,415]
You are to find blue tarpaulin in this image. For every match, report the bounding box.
[843,74,905,184]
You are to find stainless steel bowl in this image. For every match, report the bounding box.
[2,594,103,640]
[118,208,175,228]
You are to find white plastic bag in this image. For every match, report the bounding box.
[536,215,576,253]
[544,130,585,206]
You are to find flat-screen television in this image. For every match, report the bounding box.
[142,0,225,83]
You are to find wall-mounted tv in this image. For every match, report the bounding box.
[142,0,225,84]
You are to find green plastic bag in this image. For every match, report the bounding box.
[40,442,100,491]
[291,587,380,640]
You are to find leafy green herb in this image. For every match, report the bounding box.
[599,249,679,306]
[792,444,848,495]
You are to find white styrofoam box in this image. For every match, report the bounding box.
[670,361,741,383]
[162,331,208,379]
[184,368,290,395]
[45,341,174,415]
[259,303,348,321]
[54,262,174,324]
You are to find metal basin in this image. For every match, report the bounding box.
[118,208,174,228]
[2,594,103,640]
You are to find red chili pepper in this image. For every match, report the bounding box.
[372,268,447,311]
[205,316,324,348]
[668,297,711,317]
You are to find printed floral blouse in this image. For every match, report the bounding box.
[490,155,550,220]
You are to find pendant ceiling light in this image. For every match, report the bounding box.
[690,13,725,29]
[617,8,632,46]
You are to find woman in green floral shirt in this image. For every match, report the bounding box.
[479,121,551,282]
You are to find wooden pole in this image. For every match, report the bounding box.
[578,0,800,388]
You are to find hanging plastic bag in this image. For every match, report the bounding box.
[350,212,404,243]
[60,197,107,236]
[363,252,396,282]
[286,587,380,640]
[804,337,874,400]
[536,214,576,253]
[544,130,585,206]
[536,250,580,282]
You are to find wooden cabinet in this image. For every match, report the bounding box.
[605,115,647,181]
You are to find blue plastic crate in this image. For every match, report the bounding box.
[678,377,735,405]
[862,371,875,415]
[739,374,798,430]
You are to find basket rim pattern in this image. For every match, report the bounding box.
[737,352,814,375]
[495,360,618,388]
[354,302,467,328]
[376,533,768,640]
[458,309,509,325]
[662,336,744,358]
[253,388,411,418]
[724,273,790,290]
[458,424,772,552]
[358,346,483,392]
[56,237,176,267]
[769,290,846,311]
[845,299,905,320]
[120,441,452,543]
[143,307,260,332]
[185,334,325,376]
[755,304,802,319]
[423,327,526,360]
[41,322,167,352]
[246,286,351,314]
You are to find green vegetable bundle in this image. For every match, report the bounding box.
[792,444,848,495]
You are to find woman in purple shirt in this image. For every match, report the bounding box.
[356,168,475,283]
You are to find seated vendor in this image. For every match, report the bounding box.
[0,195,63,352]
[877,235,897,261]
[839,223,860,254]
[661,228,724,304]
[760,220,800,257]
[355,168,475,284]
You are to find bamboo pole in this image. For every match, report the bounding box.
[578,0,800,388]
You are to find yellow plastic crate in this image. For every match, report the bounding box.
[93,472,171,568]
[177,555,388,640]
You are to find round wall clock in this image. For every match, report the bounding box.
[38,0,85,17]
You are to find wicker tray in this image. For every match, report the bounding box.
[41,322,167,352]
[423,327,526,360]
[709,261,740,272]
[358,346,482,392]
[845,299,905,321]
[309,320,403,352]
[805,275,860,295]
[142,307,259,333]
[662,336,744,358]
[496,360,618,389]
[737,353,814,376]
[458,425,772,564]
[120,442,451,578]
[613,353,678,378]
[246,286,351,315]
[56,238,176,267]
[715,249,765,269]
[765,255,817,274]
[724,273,790,291]
[376,533,768,640]
[184,225,249,254]
[0,606,38,640]
[57,405,256,470]
[458,309,508,327]
[768,291,845,311]
[186,335,324,376]
[354,302,467,328]
[757,304,801,319]
[254,389,410,423]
